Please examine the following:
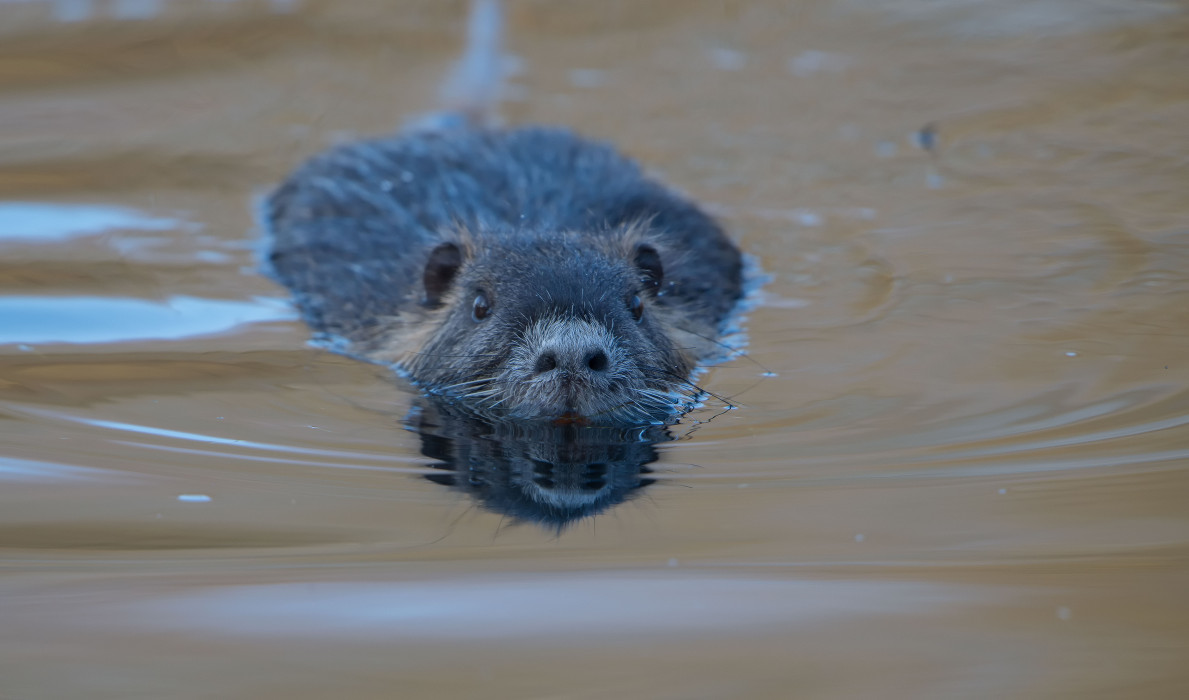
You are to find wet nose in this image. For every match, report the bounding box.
[533,346,611,377]
[585,349,608,372]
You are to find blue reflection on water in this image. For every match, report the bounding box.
[0,457,140,483]
[113,576,978,640]
[0,295,296,344]
[0,202,183,242]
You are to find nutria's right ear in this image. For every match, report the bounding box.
[423,242,462,307]
[633,243,664,294]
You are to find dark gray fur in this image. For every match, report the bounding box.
[263,126,743,422]
[265,127,741,337]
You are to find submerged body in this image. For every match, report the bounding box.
[262,2,743,423]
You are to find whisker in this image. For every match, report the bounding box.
[640,367,735,409]
[675,326,771,375]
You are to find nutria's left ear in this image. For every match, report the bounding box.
[634,243,663,294]
[423,242,462,307]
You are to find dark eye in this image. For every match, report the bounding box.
[472,292,491,322]
[628,294,644,322]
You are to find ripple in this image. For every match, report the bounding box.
[0,295,296,345]
[0,202,185,242]
[0,522,353,550]
[0,456,139,483]
[8,405,427,473]
[842,0,1182,37]
[106,574,982,639]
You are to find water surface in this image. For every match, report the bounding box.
[1,0,1187,697]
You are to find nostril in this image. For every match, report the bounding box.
[534,351,558,375]
[586,349,609,372]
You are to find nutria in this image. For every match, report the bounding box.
[262,0,743,424]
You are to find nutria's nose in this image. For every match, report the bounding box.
[533,347,611,377]
[585,349,608,372]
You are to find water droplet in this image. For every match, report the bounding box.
[913,123,937,151]
[708,48,747,71]
[795,210,823,227]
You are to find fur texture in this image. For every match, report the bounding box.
[264,126,743,422]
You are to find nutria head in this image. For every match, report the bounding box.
[401,226,697,423]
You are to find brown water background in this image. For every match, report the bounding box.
[2,0,1188,697]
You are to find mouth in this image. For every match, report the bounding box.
[546,386,597,424]
[478,367,678,425]
[552,411,590,426]
[506,387,613,424]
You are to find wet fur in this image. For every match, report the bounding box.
[264,56,742,421]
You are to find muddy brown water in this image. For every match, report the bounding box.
[2,0,1188,697]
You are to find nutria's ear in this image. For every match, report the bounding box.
[423,242,462,307]
[634,244,663,294]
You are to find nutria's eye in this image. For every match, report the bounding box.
[628,294,644,322]
[472,292,491,322]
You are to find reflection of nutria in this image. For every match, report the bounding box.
[263,0,743,423]
[412,396,666,529]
